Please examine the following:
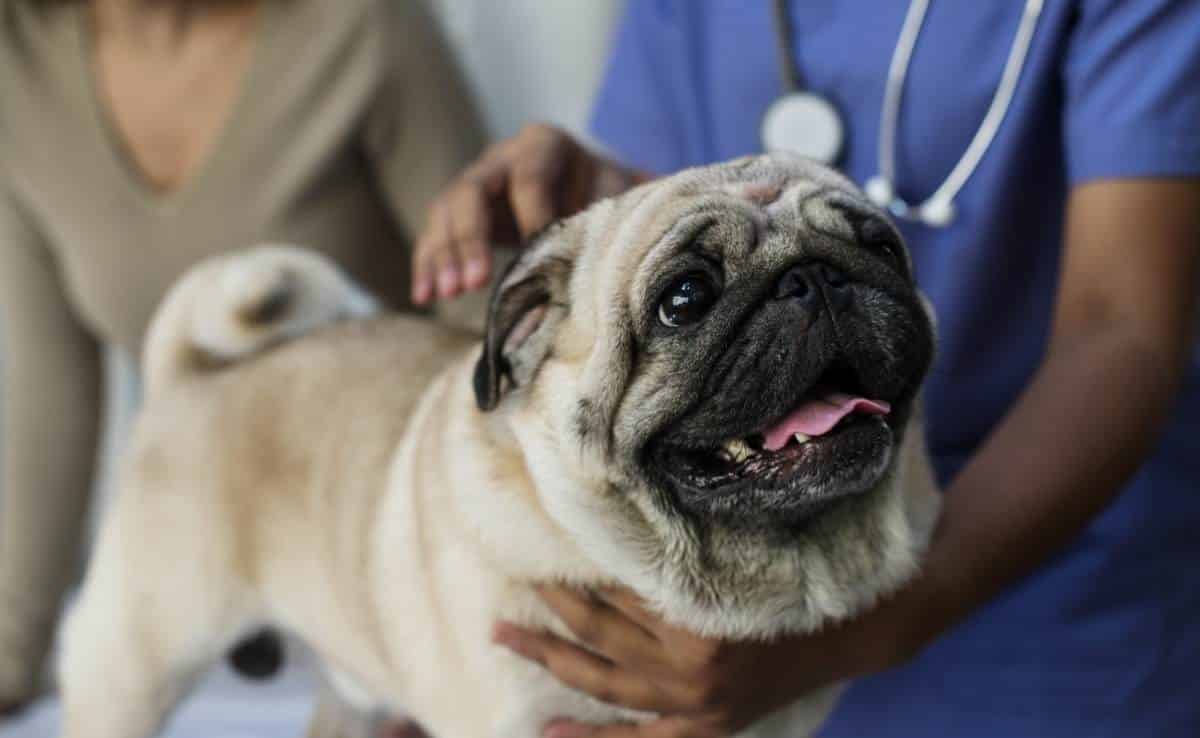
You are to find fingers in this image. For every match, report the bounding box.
[412,122,634,304]
[496,587,758,734]
[447,178,494,291]
[492,624,663,713]
[431,216,464,301]
[536,586,661,665]
[410,141,508,304]
[593,587,725,679]
[507,126,569,239]
[494,591,717,715]
[519,587,733,713]
[411,203,448,304]
[412,204,467,303]
[411,126,563,304]
[594,588,668,639]
[411,162,500,303]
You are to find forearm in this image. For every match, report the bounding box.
[908,325,1188,643]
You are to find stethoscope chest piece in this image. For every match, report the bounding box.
[761,91,843,165]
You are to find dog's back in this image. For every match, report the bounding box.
[56,247,477,738]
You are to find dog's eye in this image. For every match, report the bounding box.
[658,274,718,328]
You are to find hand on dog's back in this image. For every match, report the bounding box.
[410,123,651,305]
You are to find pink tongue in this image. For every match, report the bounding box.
[762,392,891,452]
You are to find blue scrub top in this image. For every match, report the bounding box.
[591,2,1200,736]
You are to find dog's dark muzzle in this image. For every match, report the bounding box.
[644,264,932,531]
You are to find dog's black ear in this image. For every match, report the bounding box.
[474,221,577,411]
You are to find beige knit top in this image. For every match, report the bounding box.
[0,0,483,638]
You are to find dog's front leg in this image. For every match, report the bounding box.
[57,582,235,738]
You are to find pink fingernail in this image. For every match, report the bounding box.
[464,259,488,287]
[437,268,460,297]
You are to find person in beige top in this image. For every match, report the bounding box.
[0,0,484,716]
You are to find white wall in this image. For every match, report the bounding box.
[431,0,627,139]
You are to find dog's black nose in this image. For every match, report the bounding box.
[775,263,852,311]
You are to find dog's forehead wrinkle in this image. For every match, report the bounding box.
[790,188,856,244]
[723,181,785,208]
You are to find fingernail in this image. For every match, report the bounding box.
[544,720,591,738]
[437,268,460,297]
[464,258,488,287]
[412,278,432,304]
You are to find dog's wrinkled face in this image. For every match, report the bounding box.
[475,154,936,636]
[629,181,930,533]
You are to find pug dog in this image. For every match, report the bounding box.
[57,153,939,738]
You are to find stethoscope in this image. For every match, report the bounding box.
[761,0,1044,227]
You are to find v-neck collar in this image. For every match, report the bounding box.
[70,1,277,214]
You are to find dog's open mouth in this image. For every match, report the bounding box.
[651,362,902,523]
[666,388,891,489]
[738,389,889,454]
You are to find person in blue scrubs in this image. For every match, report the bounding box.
[410,2,1200,736]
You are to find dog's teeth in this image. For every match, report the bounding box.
[722,439,756,463]
[793,432,810,445]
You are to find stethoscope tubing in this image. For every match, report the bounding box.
[768,0,1045,227]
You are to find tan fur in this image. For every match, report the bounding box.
[58,155,941,738]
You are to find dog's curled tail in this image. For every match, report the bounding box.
[143,244,379,399]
